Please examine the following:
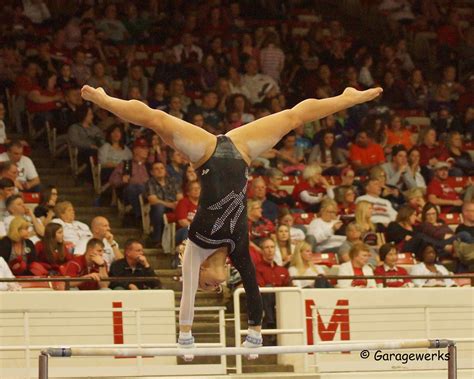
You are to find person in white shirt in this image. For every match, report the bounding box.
[89,216,123,268]
[0,140,40,191]
[355,178,397,225]
[51,201,92,253]
[410,244,456,287]
[173,32,203,64]
[289,241,326,288]
[241,57,280,104]
[307,199,346,252]
[336,242,377,288]
[0,256,21,291]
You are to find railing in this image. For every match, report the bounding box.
[232,286,308,374]
[0,305,226,379]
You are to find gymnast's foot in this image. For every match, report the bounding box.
[343,86,383,104]
[242,329,263,360]
[81,85,107,106]
[178,332,195,362]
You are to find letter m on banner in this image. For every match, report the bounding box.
[305,299,350,345]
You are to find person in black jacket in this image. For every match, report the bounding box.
[109,239,160,290]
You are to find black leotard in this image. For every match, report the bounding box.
[188,135,262,326]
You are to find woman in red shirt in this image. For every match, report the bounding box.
[26,71,63,114]
[385,115,413,151]
[374,243,413,287]
[31,222,73,276]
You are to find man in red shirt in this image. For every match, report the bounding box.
[59,238,109,290]
[254,238,290,345]
[427,161,463,213]
[349,130,385,175]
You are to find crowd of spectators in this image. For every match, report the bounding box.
[0,0,473,298]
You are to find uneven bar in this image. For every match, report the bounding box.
[43,339,454,358]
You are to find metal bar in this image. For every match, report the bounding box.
[218,308,227,369]
[233,286,243,374]
[38,353,48,379]
[43,339,453,357]
[0,306,225,313]
[448,344,457,379]
[239,328,305,335]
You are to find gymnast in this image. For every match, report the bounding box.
[81,84,382,359]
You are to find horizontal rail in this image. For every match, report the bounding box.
[0,306,225,313]
[43,339,455,357]
[0,274,472,283]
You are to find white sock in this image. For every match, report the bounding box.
[179,331,192,339]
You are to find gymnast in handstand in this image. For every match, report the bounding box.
[81,85,382,358]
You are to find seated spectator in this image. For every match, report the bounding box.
[85,216,123,268]
[98,4,130,43]
[370,166,404,208]
[56,87,83,135]
[349,130,385,175]
[26,70,63,124]
[51,201,92,252]
[189,91,224,134]
[417,127,449,168]
[336,167,364,196]
[335,185,356,225]
[338,222,378,266]
[385,116,413,150]
[336,242,377,288]
[382,144,421,191]
[356,178,397,226]
[147,133,167,165]
[354,200,383,246]
[292,164,334,212]
[59,238,109,290]
[68,104,105,171]
[273,224,294,267]
[276,132,305,175]
[0,140,41,191]
[0,256,21,291]
[4,194,44,242]
[446,131,474,176]
[87,61,114,96]
[121,63,149,100]
[251,177,279,222]
[419,203,467,241]
[173,32,203,65]
[404,187,426,218]
[166,150,186,188]
[307,199,346,252]
[277,210,306,242]
[228,93,255,125]
[33,185,58,226]
[405,147,427,189]
[405,68,429,110]
[0,178,16,220]
[175,180,200,244]
[241,57,279,105]
[374,243,413,288]
[289,241,329,288]
[148,82,168,111]
[109,239,160,290]
[57,63,79,92]
[32,222,73,276]
[0,162,23,193]
[144,161,182,244]
[266,168,295,209]
[410,244,456,287]
[455,202,474,237]
[98,125,132,182]
[248,200,275,257]
[255,237,290,344]
[0,217,37,276]
[427,161,463,213]
[308,130,347,175]
[109,138,150,224]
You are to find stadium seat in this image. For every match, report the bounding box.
[311,252,338,267]
[293,212,317,225]
[438,213,462,225]
[397,252,416,265]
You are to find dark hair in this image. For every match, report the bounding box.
[421,203,439,223]
[0,178,15,189]
[8,139,23,150]
[379,243,396,261]
[418,243,436,262]
[86,238,105,251]
[42,223,67,264]
[39,185,57,207]
[396,205,416,223]
[5,194,22,210]
[0,161,16,175]
[319,130,338,164]
[124,238,142,252]
[76,104,92,123]
[184,179,200,194]
[105,124,125,148]
[37,71,57,90]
